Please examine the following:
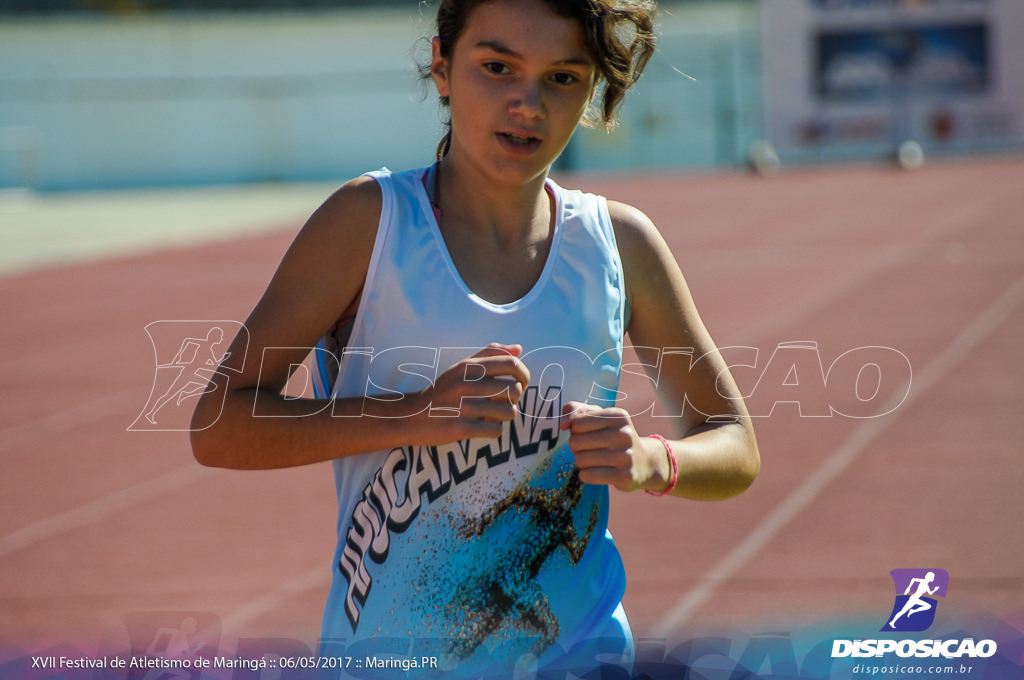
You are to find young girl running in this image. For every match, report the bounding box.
[191,0,759,676]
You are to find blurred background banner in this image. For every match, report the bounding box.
[759,0,1024,163]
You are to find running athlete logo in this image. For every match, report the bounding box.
[120,610,220,679]
[881,568,950,632]
[445,466,598,659]
[129,321,246,431]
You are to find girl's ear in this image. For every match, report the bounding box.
[431,37,451,99]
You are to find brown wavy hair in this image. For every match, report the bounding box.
[422,0,657,159]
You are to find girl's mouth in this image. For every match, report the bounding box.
[498,132,542,154]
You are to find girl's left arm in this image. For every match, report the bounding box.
[562,200,759,500]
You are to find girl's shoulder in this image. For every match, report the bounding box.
[602,198,693,328]
[605,198,663,261]
[263,174,384,324]
[313,174,383,235]
[289,174,384,271]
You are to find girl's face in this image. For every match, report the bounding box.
[431,0,596,186]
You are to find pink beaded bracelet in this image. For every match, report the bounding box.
[645,434,678,497]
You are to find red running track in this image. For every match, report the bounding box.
[1,158,1022,664]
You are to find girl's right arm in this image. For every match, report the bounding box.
[190,177,529,470]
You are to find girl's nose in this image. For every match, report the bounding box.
[509,80,546,119]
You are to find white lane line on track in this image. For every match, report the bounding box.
[653,273,1024,637]
[219,564,332,636]
[0,389,140,455]
[0,463,213,557]
[735,196,994,345]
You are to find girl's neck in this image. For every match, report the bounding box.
[429,156,557,305]
[434,156,553,250]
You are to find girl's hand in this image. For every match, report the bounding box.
[560,401,672,493]
[414,343,531,444]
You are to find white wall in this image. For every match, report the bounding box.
[0,3,761,191]
[0,8,442,190]
[572,2,762,171]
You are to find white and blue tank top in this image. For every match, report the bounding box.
[315,166,631,677]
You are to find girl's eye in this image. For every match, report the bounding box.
[484,62,510,75]
[551,72,578,86]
